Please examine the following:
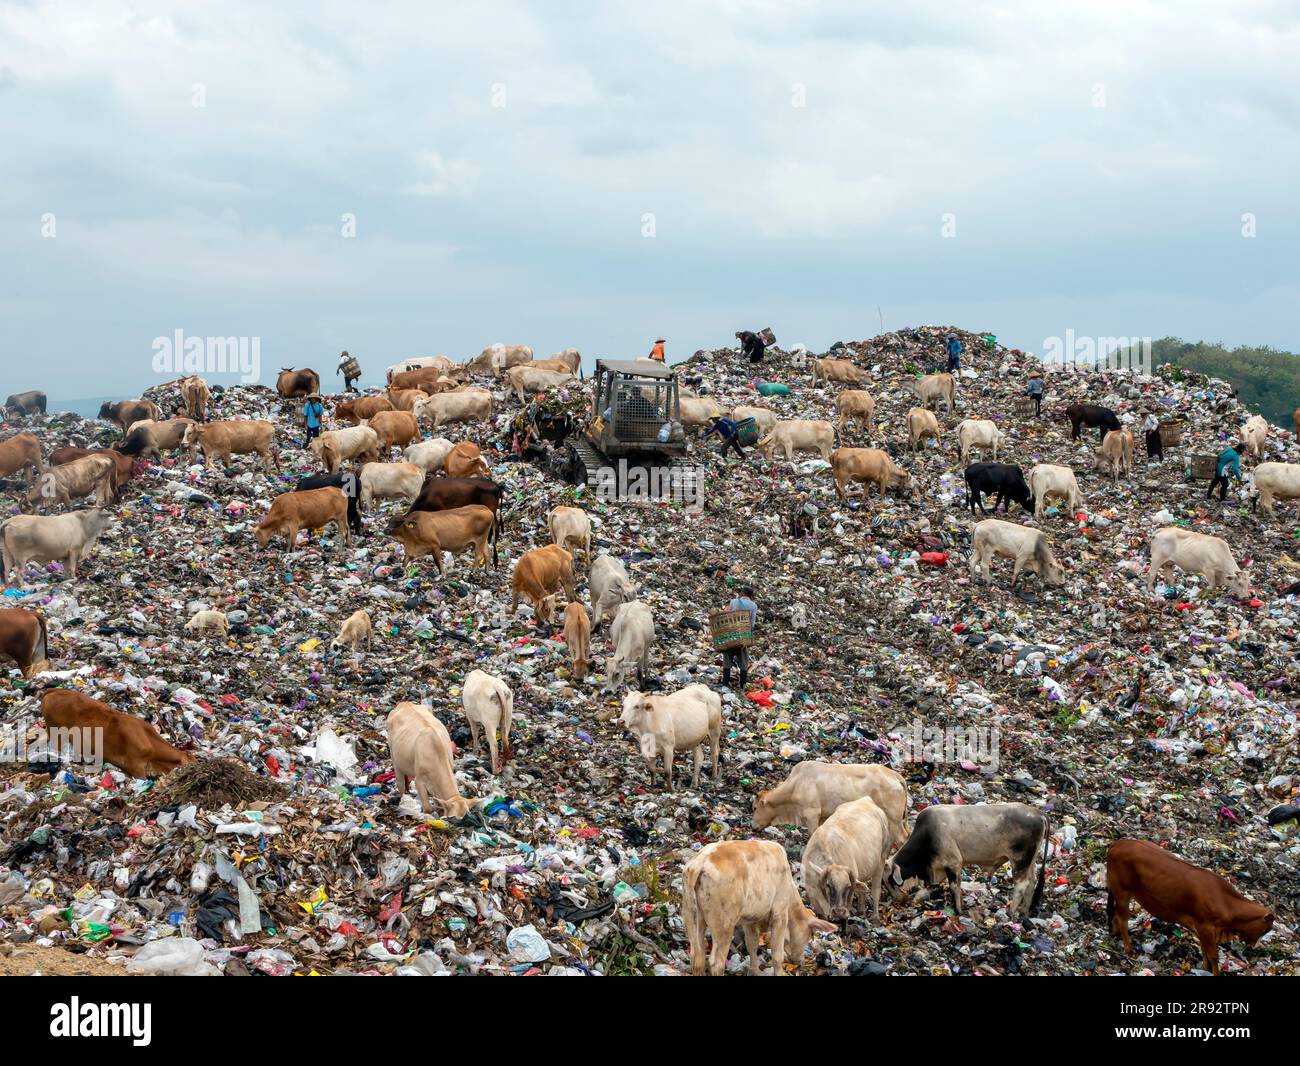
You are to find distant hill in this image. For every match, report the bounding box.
[1150,337,1299,428]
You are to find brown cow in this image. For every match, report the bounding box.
[179,375,211,420]
[389,367,456,393]
[41,689,194,780]
[1107,839,1274,975]
[0,608,48,676]
[4,391,46,416]
[389,505,498,573]
[50,448,136,495]
[386,388,426,412]
[334,395,393,425]
[117,418,198,461]
[443,441,491,478]
[399,476,503,529]
[0,433,44,483]
[184,419,278,472]
[563,601,591,678]
[26,454,115,511]
[98,399,160,432]
[254,486,350,550]
[511,544,575,621]
[368,410,420,454]
[276,368,320,399]
[830,448,912,500]
[811,358,867,385]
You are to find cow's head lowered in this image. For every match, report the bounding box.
[820,865,869,922]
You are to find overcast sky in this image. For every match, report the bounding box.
[2,0,1297,399]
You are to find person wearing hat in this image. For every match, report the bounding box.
[1140,410,1162,463]
[648,338,666,363]
[1025,371,1045,417]
[703,414,746,463]
[945,332,962,373]
[303,393,324,446]
[337,350,361,391]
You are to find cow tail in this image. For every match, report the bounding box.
[1030,811,1051,915]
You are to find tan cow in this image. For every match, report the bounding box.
[308,425,380,473]
[462,669,514,774]
[753,762,910,841]
[511,544,575,622]
[331,608,373,651]
[835,391,876,435]
[179,376,211,420]
[757,420,834,461]
[909,373,956,414]
[679,394,724,427]
[185,420,278,472]
[547,505,591,559]
[731,406,777,437]
[830,447,911,500]
[386,387,427,412]
[907,407,941,453]
[506,365,574,402]
[358,462,424,510]
[386,702,474,817]
[0,433,44,483]
[98,399,160,432]
[413,388,494,430]
[368,410,420,454]
[389,505,497,573]
[563,601,591,678]
[619,684,723,791]
[120,418,198,462]
[1252,462,1300,515]
[956,418,1006,463]
[41,689,193,780]
[334,395,393,424]
[26,454,115,511]
[969,519,1064,587]
[812,358,867,385]
[1241,414,1269,459]
[802,795,892,922]
[443,442,491,479]
[184,609,228,638]
[275,368,320,399]
[683,839,835,977]
[1028,463,1083,518]
[0,607,48,676]
[1096,427,1134,480]
[1147,527,1250,598]
[255,486,350,550]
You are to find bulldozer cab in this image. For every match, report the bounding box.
[589,359,683,458]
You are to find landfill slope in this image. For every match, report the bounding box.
[0,328,1296,976]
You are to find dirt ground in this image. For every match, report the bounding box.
[0,944,132,977]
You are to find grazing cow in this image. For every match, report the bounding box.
[367,410,420,454]
[753,762,909,841]
[1028,463,1083,519]
[1065,402,1121,442]
[404,438,456,474]
[385,355,457,382]
[275,367,320,400]
[443,441,491,479]
[1241,414,1269,459]
[906,407,942,453]
[0,607,49,676]
[511,544,575,622]
[358,462,423,511]
[255,487,350,551]
[98,399,160,432]
[386,387,428,412]
[185,420,278,472]
[909,373,955,414]
[308,425,381,473]
[400,475,503,531]
[41,689,193,780]
[0,433,44,483]
[1096,427,1134,480]
[547,505,591,559]
[589,554,636,629]
[830,447,911,501]
[506,365,574,403]
[803,796,892,922]
[679,394,724,427]
[49,448,135,496]
[334,395,393,425]
[731,405,777,437]
[956,418,1006,463]
[969,519,1065,587]
[26,454,115,511]
[118,418,197,461]
[1251,462,1300,515]
[413,388,494,430]
[1146,527,1250,598]
[547,348,582,374]
[5,391,46,416]
[812,358,868,386]
[757,419,834,461]
[464,343,532,377]
[835,391,876,435]
[179,376,210,421]
[331,608,373,652]
[606,600,655,690]
[964,462,1032,515]
[389,505,498,573]
[388,367,457,393]
[888,802,1050,915]
[462,669,513,774]
[184,609,228,638]
[563,601,591,678]
[294,472,362,534]
[683,839,836,976]
[386,702,474,817]
[619,684,722,791]
[1106,839,1274,976]
[0,509,114,580]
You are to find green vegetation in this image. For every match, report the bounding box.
[1147,337,1300,428]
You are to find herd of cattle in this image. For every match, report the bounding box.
[0,346,1291,975]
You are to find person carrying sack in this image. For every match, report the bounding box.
[337,351,361,391]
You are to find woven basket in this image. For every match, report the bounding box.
[709,608,754,651]
[1159,422,1183,447]
[734,418,760,447]
[1189,453,1216,479]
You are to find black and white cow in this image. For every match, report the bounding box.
[964,462,1032,515]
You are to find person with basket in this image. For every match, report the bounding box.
[1206,442,1241,503]
[703,414,752,462]
[337,350,361,391]
[719,586,757,689]
[1025,372,1045,417]
[1141,411,1163,463]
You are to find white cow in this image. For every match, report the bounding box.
[753,762,909,841]
[461,669,513,774]
[1028,464,1083,519]
[956,418,1006,463]
[731,406,778,437]
[1252,462,1300,515]
[403,438,456,474]
[0,509,114,580]
[619,684,722,791]
[802,795,892,922]
[413,388,494,430]
[359,462,424,510]
[606,601,655,690]
[506,365,574,403]
[309,426,380,473]
[1241,414,1269,459]
[385,355,456,382]
[547,505,592,559]
[184,609,228,638]
[590,554,636,629]
[679,395,724,427]
[969,519,1065,587]
[1146,527,1250,598]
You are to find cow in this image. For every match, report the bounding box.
[830,447,911,501]
[834,391,876,435]
[563,601,591,678]
[1028,463,1083,519]
[386,387,428,412]
[679,394,724,427]
[511,544,575,622]
[388,367,457,394]
[358,462,423,511]
[413,388,494,430]
[753,761,909,841]
[404,437,456,474]
[185,420,278,472]
[4,391,46,416]
[254,486,350,551]
[1240,413,1268,459]
[443,441,491,479]
[367,410,420,455]
[731,405,778,437]
[590,554,636,629]
[386,702,475,818]
[98,399,160,433]
[1065,402,1120,442]
[1096,427,1134,480]
[802,796,892,922]
[619,684,722,791]
[757,420,834,462]
[400,476,503,531]
[888,802,1050,916]
[179,376,211,421]
[462,669,513,774]
[1251,462,1300,516]
[0,607,49,676]
[909,373,955,414]
[275,367,320,400]
[548,505,591,559]
[683,839,836,977]
[907,407,941,454]
[606,600,655,690]
[472,343,533,377]
[547,348,582,374]
[1146,527,1250,598]
[294,472,362,534]
[0,509,114,581]
[118,418,197,462]
[385,355,457,383]
[26,454,115,511]
[964,463,1032,515]
[331,608,373,652]
[308,425,380,473]
[1106,839,1274,976]
[184,609,228,638]
[811,358,868,386]
[49,448,135,497]
[41,689,194,780]
[506,365,574,403]
[969,519,1064,587]
[334,395,393,425]
[956,418,1006,463]
[0,433,44,484]
[390,505,498,573]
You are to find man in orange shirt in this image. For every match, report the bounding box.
[648,338,665,362]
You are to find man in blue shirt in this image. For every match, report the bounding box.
[1026,373,1045,416]
[704,415,746,462]
[1207,443,1240,502]
[303,394,324,446]
[945,333,962,373]
[722,586,757,689]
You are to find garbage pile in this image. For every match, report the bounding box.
[1,328,1297,977]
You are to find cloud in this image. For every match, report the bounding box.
[405,150,480,198]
